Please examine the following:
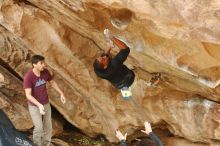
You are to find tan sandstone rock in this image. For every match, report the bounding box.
[1,0,220,145]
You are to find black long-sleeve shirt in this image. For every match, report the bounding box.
[120,132,163,146]
[94,48,135,89]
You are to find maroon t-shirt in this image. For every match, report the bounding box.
[23,69,53,106]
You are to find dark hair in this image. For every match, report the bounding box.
[93,59,103,70]
[31,55,45,65]
[138,141,148,146]
[138,139,155,146]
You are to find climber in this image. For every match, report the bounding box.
[116,121,163,146]
[93,29,135,99]
[93,29,160,99]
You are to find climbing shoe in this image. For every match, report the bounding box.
[120,86,132,100]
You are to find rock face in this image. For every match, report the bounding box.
[1,0,220,145]
[0,63,33,131]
